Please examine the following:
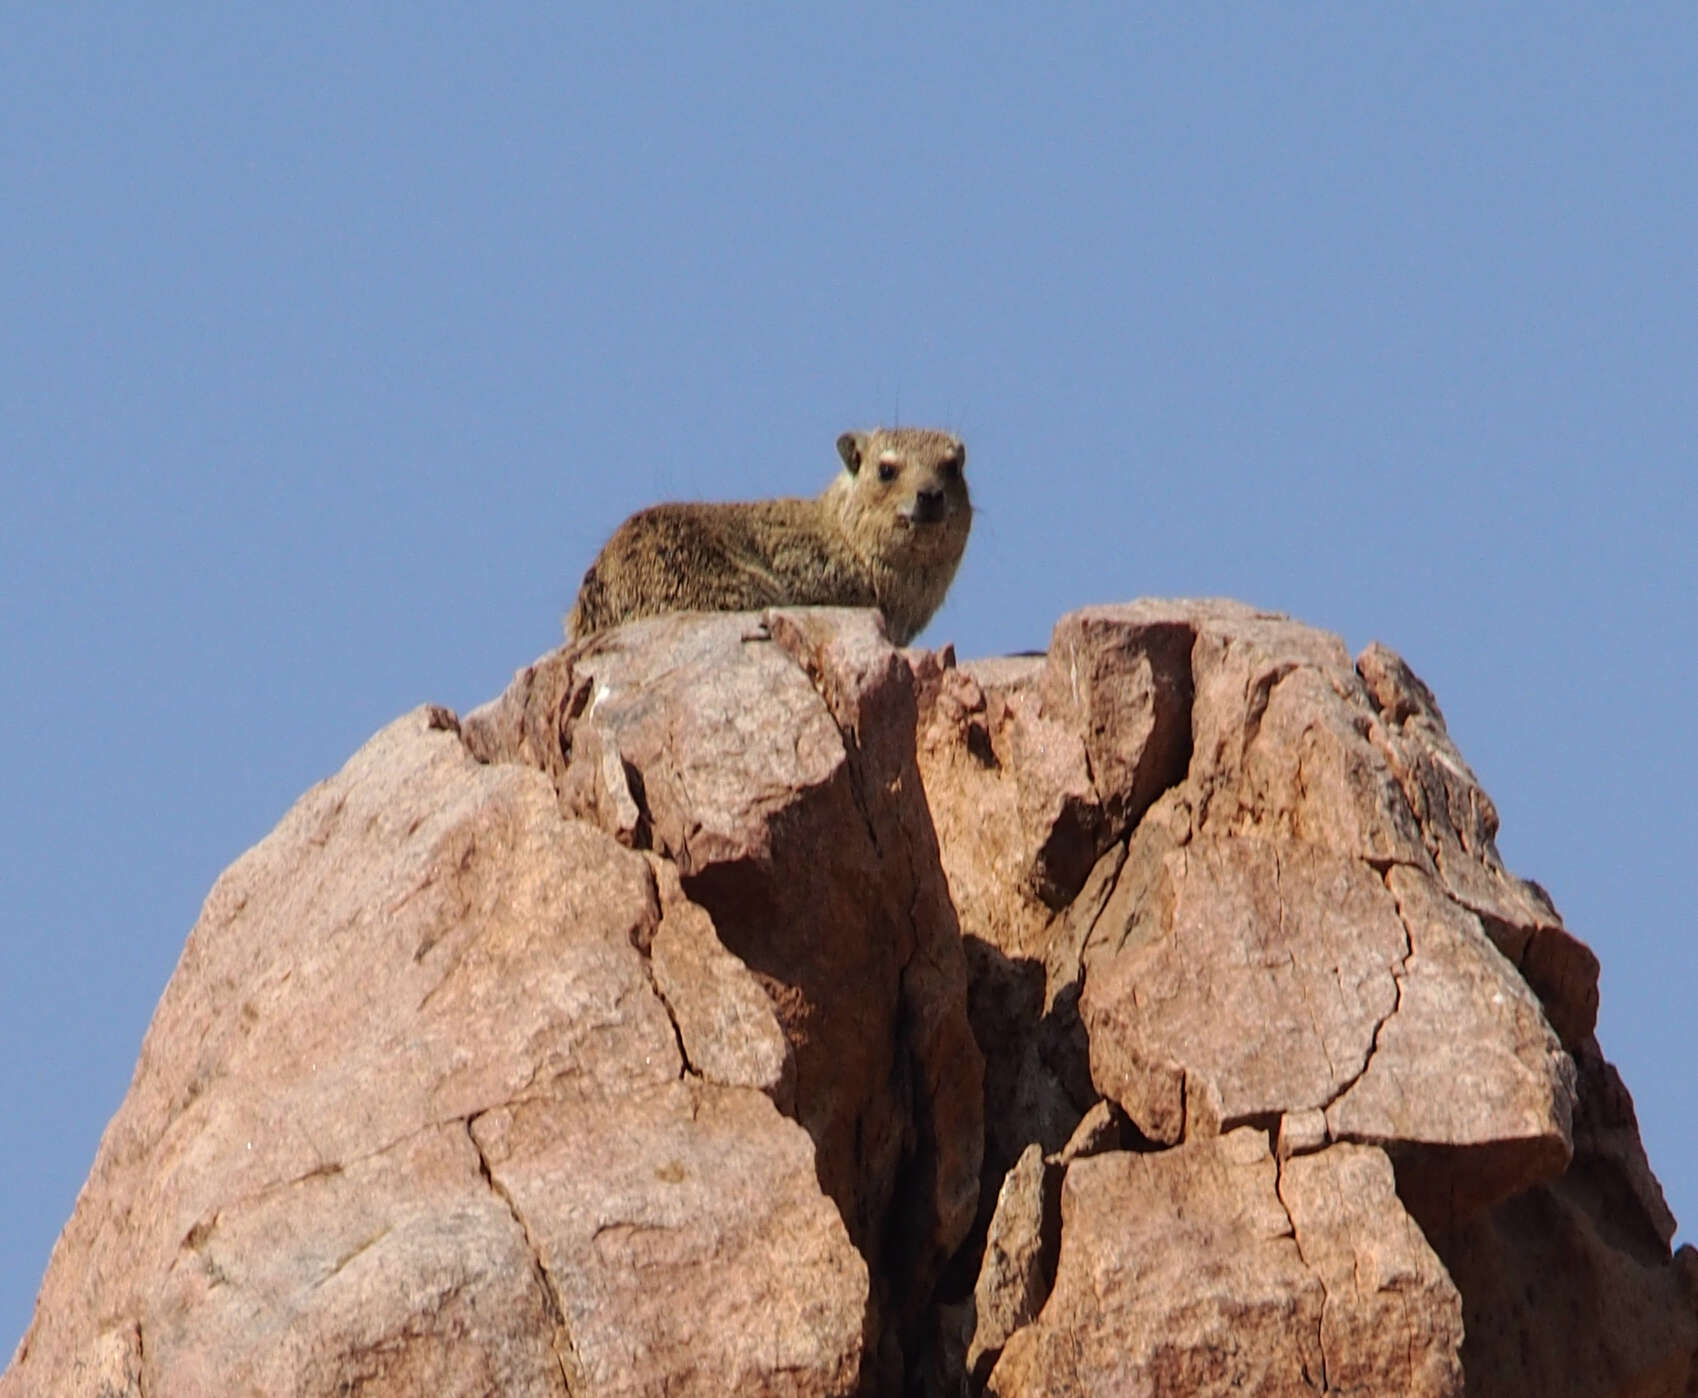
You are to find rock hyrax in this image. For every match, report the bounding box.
[567,427,970,646]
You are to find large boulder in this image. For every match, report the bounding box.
[7,600,1692,1397]
[986,1131,1465,1397]
[915,599,1692,1395]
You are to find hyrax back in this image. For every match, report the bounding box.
[567,427,970,645]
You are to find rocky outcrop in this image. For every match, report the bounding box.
[5,599,1692,1397]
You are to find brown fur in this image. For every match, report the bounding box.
[567,428,970,645]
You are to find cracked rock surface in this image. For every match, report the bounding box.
[915,599,1694,1396]
[6,599,1695,1397]
[2,683,870,1396]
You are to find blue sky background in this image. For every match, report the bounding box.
[3,6,1693,1354]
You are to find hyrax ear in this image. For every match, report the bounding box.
[837,432,868,474]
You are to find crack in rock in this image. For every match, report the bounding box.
[765,618,888,860]
[172,1114,545,1255]
[1318,868,1412,1118]
[313,1226,393,1290]
[638,948,695,1083]
[1274,1157,1331,1394]
[1275,849,1340,1095]
[466,1117,583,1395]
[766,615,937,883]
[1242,661,1302,756]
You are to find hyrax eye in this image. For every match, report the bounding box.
[877,461,899,483]
[939,455,962,479]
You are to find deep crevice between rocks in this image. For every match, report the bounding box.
[465,1115,582,1396]
[457,619,1213,1394]
[937,879,1182,1384]
[638,624,953,1387]
[616,757,655,852]
[926,630,1204,1391]
[1214,1107,1284,1141]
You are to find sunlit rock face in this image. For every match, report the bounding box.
[6,600,1691,1398]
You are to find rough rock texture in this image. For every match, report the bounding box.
[4,705,870,1397]
[465,608,987,1367]
[914,599,1693,1396]
[965,1145,1054,1385]
[986,1129,1466,1397]
[7,598,1694,1397]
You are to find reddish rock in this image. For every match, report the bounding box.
[1040,602,1195,844]
[1187,613,1427,866]
[1357,641,1600,1046]
[966,1144,1056,1384]
[1081,834,1407,1142]
[7,599,1691,1397]
[150,1125,567,1398]
[1424,1038,1698,1398]
[987,1130,1328,1396]
[1327,865,1575,1224]
[1278,1143,1465,1396]
[989,1133,1465,1398]
[914,653,1099,956]
[493,609,984,1346]
[3,708,866,1396]
[1066,605,1576,1220]
[470,1081,865,1395]
[647,858,796,1110]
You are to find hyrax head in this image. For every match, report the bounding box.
[833,426,971,561]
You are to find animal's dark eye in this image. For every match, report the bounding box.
[939,456,962,479]
[877,461,899,483]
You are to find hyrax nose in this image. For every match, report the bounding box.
[913,487,946,523]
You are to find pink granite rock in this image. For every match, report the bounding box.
[8,600,1691,1397]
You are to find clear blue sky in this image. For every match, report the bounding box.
[3,6,1693,1355]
